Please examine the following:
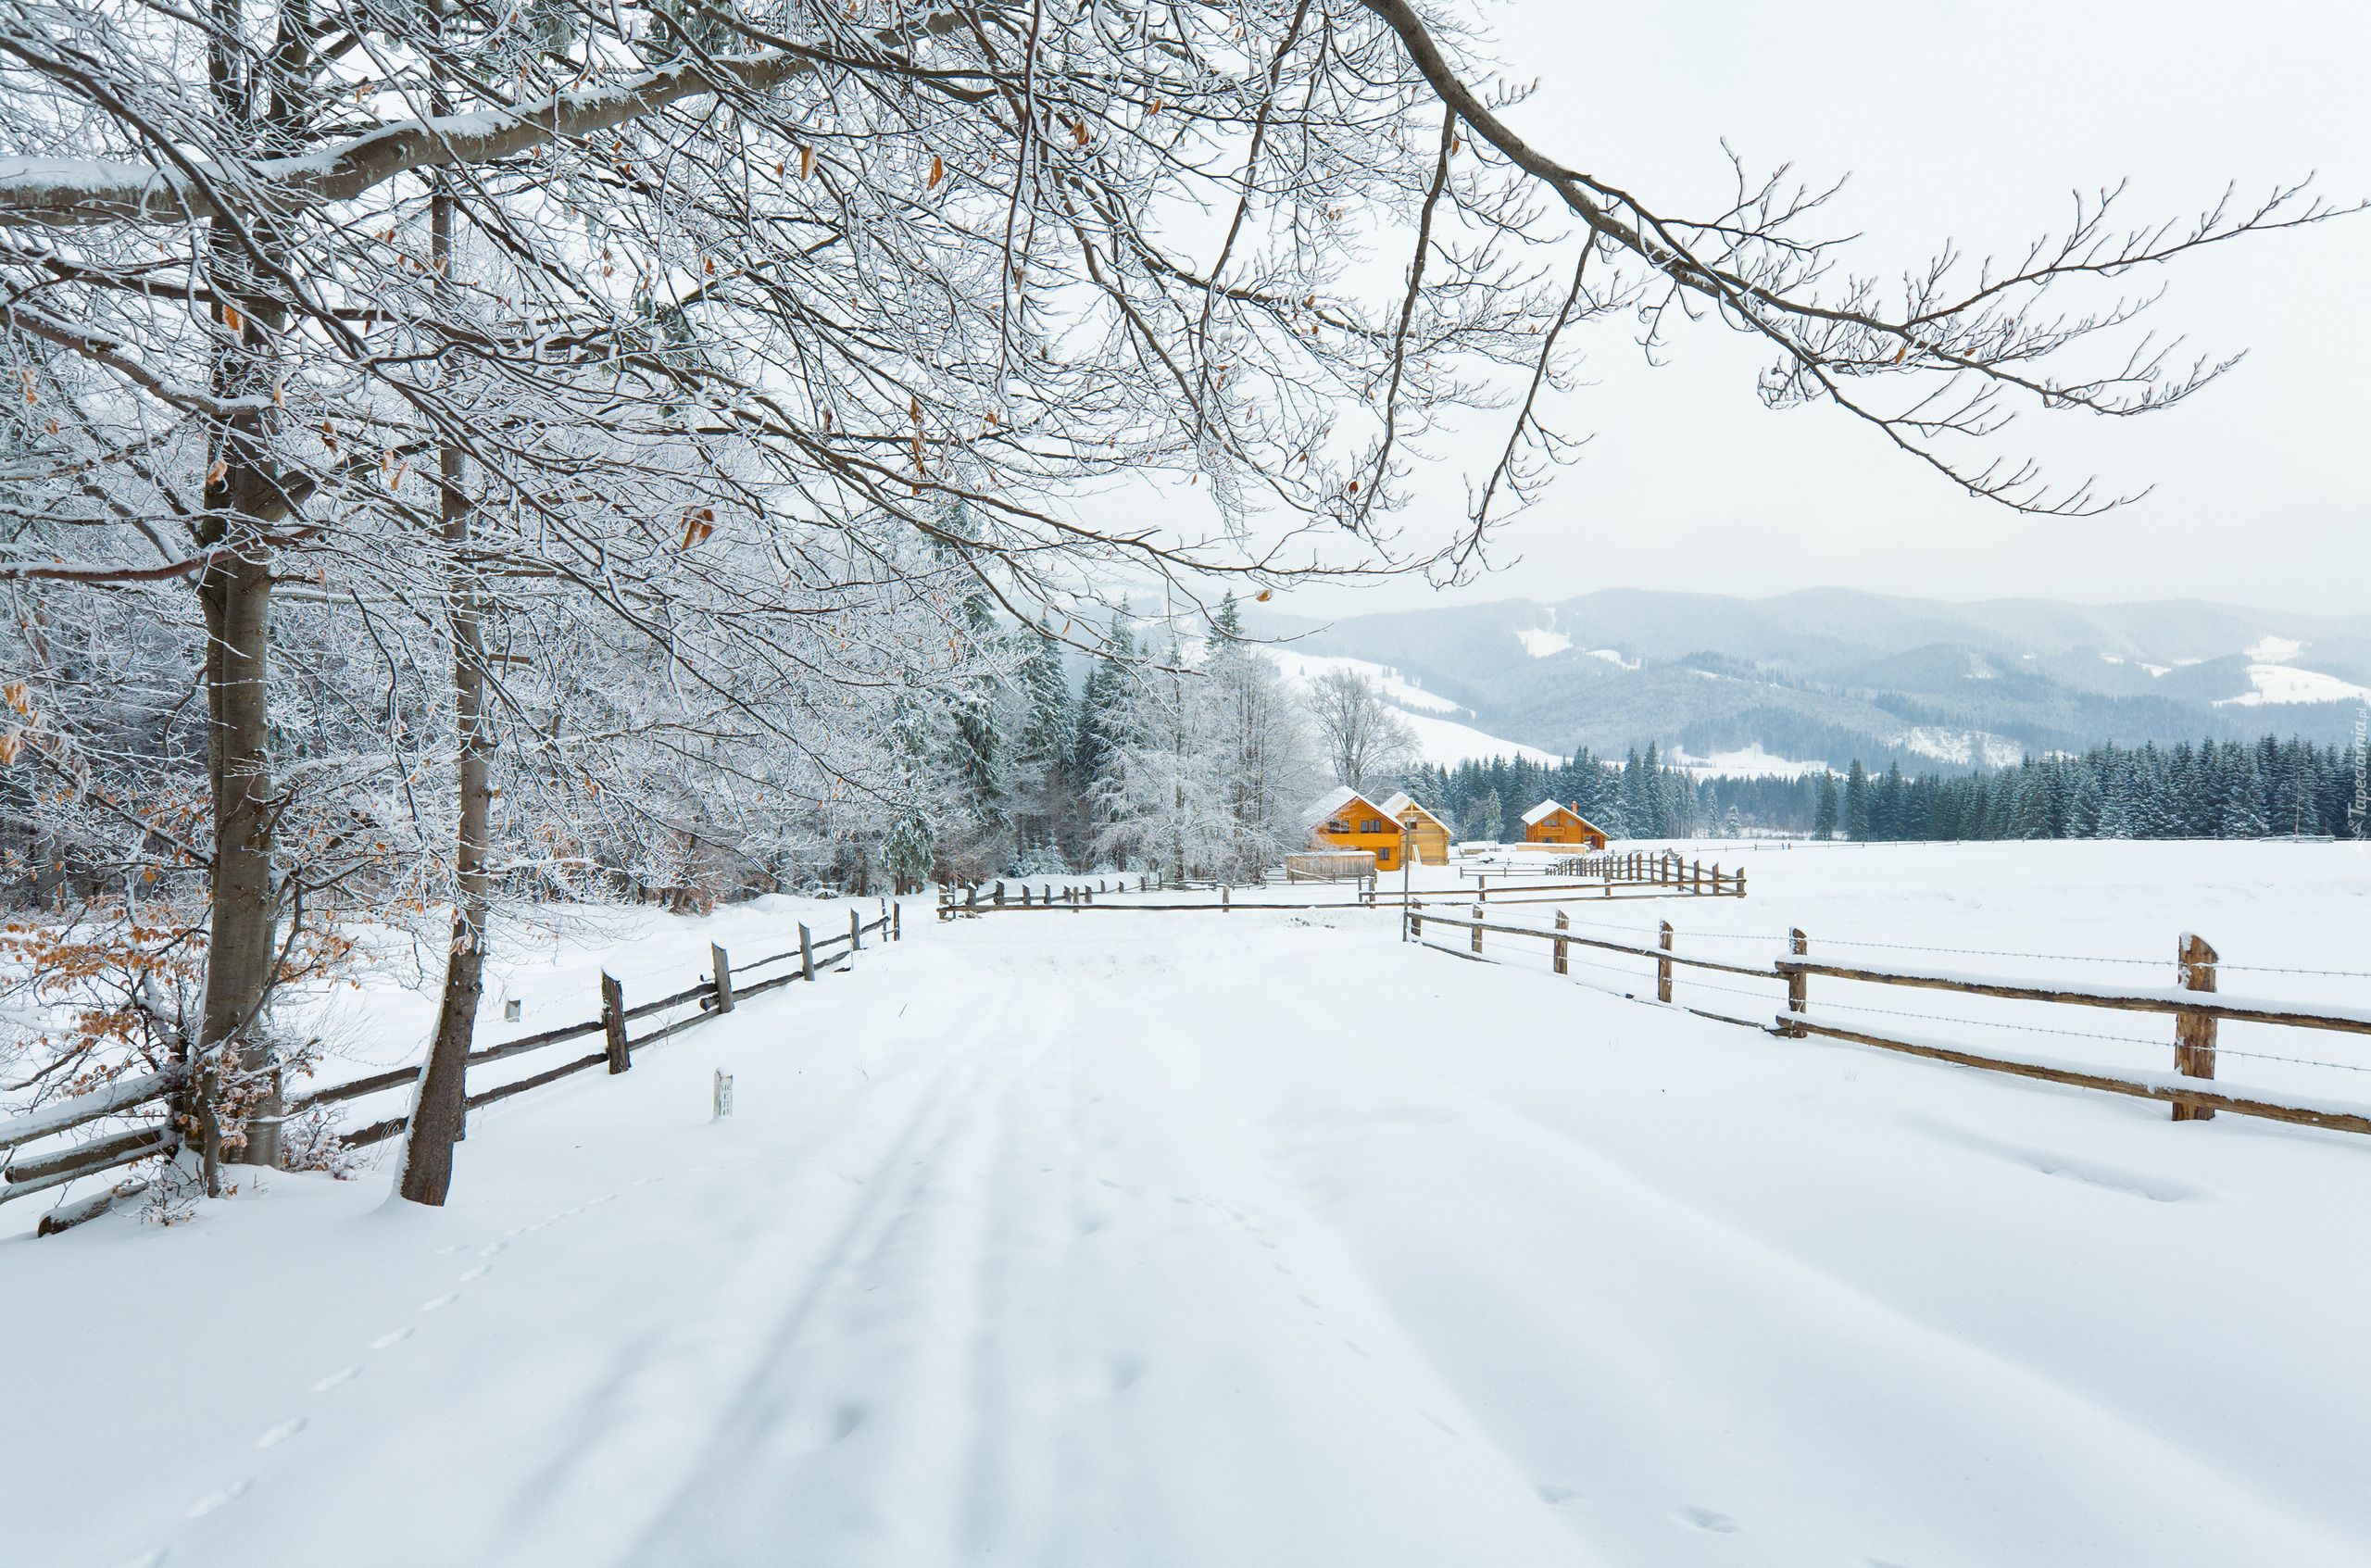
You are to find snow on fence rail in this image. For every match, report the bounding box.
[1411,908,2371,1140]
[1,905,900,1233]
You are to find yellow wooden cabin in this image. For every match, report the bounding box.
[1378,792,1452,866]
[1303,786,1453,870]
[1521,799,1609,850]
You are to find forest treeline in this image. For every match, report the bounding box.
[1410,735,2369,843]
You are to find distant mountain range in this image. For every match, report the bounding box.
[1243,589,2371,775]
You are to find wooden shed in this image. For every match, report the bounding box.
[1521,799,1609,850]
[1378,792,1452,866]
[1302,785,1419,872]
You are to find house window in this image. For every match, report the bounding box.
[1361,818,1379,834]
[1378,847,1393,864]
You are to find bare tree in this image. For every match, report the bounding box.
[1305,669,1420,796]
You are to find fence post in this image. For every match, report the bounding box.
[1554,909,1569,974]
[710,943,734,1013]
[1471,904,1484,955]
[2175,933,2218,1121]
[1658,921,1675,1003]
[1711,864,1720,899]
[713,1070,734,1118]
[1736,869,1746,897]
[1786,928,1808,1034]
[601,972,629,1073]
[850,909,862,952]
[894,902,902,941]
[1223,884,1230,913]
[798,922,814,981]
[994,880,1006,906]
[1411,900,1424,938]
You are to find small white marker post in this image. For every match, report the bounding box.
[713,1070,734,1119]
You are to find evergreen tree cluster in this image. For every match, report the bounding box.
[1700,735,2366,841]
[1399,744,1712,841]
[916,593,1320,883]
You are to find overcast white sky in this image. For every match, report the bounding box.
[1245,0,2371,621]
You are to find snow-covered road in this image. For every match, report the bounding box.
[12,859,2371,1566]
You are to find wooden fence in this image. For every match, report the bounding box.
[942,852,1743,919]
[1,904,899,1233]
[1411,907,2371,1138]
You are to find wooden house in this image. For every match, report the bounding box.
[1303,785,1414,871]
[1377,792,1452,866]
[1520,799,1609,850]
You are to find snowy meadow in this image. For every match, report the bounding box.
[8,838,2370,1567]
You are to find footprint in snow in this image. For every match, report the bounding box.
[1533,1484,1585,1506]
[458,1264,493,1282]
[1419,1411,1458,1436]
[420,1292,460,1311]
[1677,1507,1740,1534]
[310,1367,360,1392]
[186,1478,252,1517]
[1343,1340,1373,1359]
[370,1327,414,1350]
[254,1417,307,1449]
[477,1240,508,1257]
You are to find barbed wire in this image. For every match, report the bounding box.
[1509,913,2371,981]
[1449,934,2371,1075]
[2210,963,2371,979]
[1752,994,2371,1073]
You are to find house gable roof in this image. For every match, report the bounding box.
[1299,784,1387,828]
[1376,791,1447,829]
[1521,798,1572,826]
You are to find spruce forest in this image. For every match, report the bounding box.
[1411,735,2370,844]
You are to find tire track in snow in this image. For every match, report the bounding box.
[621,989,1075,1565]
[470,972,1058,1565]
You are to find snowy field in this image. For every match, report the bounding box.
[8,841,2371,1567]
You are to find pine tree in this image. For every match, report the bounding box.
[882,692,939,895]
[2008,762,2051,838]
[2221,746,2270,837]
[1074,602,1141,807]
[2069,765,2106,838]
[1010,621,1076,872]
[1875,759,1906,841]
[1845,759,1871,841]
[1471,789,1503,843]
[1813,771,1838,840]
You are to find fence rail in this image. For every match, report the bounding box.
[941,850,1744,920]
[1,904,900,1230]
[1409,905,2371,1142]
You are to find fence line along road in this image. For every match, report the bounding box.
[941,850,1746,920]
[1411,907,2371,1145]
[1,904,901,1234]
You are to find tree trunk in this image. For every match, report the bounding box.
[195,540,280,1184]
[398,81,490,1207]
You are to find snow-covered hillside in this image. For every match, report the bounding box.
[9,841,2371,1567]
[1260,647,1561,765]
